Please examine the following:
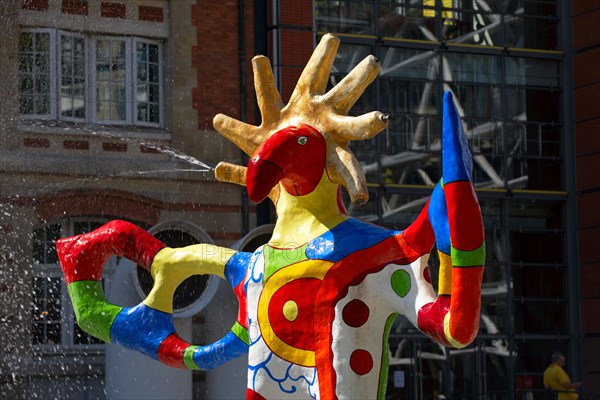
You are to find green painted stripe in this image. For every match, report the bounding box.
[378,313,398,400]
[451,242,486,267]
[183,346,200,370]
[262,243,308,282]
[231,321,250,345]
[67,280,122,343]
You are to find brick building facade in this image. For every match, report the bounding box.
[0,1,254,398]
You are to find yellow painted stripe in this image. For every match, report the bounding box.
[443,312,467,349]
[437,250,452,295]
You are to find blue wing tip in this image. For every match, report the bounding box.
[443,90,459,119]
[442,89,473,183]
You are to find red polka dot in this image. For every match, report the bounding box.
[342,299,369,328]
[349,349,373,375]
[423,266,432,284]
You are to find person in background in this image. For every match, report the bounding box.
[543,351,583,400]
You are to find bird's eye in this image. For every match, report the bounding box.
[297,136,308,145]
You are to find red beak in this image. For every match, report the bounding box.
[246,157,283,203]
[245,124,326,203]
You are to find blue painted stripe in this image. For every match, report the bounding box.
[442,90,473,184]
[306,218,400,262]
[428,182,451,255]
[224,251,251,287]
[110,303,175,360]
[192,331,247,370]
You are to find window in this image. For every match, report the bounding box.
[18,29,55,118]
[315,0,560,49]
[31,219,114,347]
[93,37,128,122]
[422,0,454,20]
[135,40,162,125]
[60,32,87,120]
[19,29,163,127]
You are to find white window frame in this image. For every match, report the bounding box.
[19,28,164,128]
[19,28,57,120]
[133,37,164,128]
[90,36,133,125]
[58,30,88,123]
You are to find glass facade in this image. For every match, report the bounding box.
[315,1,572,398]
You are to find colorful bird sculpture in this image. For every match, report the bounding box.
[56,33,484,400]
